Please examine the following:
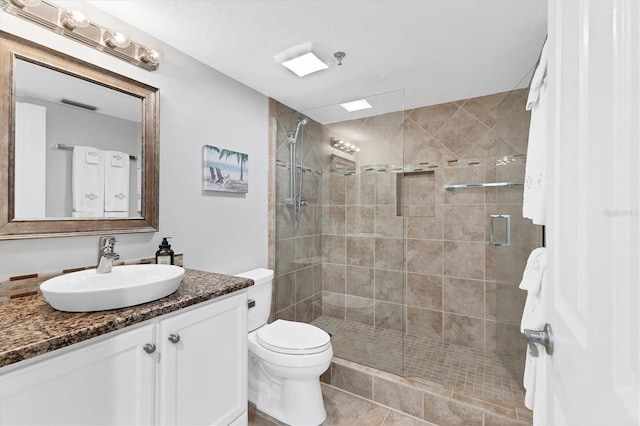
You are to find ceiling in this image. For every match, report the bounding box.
[86,0,547,124]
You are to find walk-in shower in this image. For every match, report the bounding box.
[283,117,309,219]
[271,84,540,418]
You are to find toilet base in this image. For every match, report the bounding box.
[250,376,326,426]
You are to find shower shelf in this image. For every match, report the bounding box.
[444,182,522,190]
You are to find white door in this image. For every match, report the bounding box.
[545,1,639,424]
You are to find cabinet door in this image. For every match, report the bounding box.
[0,324,155,425]
[158,292,247,426]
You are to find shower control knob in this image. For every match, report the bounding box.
[143,343,156,354]
[168,333,180,344]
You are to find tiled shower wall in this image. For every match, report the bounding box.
[268,99,323,322]
[269,88,536,355]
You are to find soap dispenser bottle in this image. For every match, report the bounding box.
[156,237,175,265]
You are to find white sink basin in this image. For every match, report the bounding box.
[40,264,185,312]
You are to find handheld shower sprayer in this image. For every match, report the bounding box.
[285,117,309,219]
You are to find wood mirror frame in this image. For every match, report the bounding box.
[0,31,159,239]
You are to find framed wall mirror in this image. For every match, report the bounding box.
[0,31,159,239]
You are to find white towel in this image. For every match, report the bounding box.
[136,159,142,215]
[523,39,548,225]
[104,150,130,214]
[520,247,547,410]
[105,211,128,218]
[533,351,549,425]
[72,146,104,217]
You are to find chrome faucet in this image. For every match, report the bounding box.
[97,236,120,274]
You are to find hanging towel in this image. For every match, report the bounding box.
[104,150,130,215]
[532,350,549,425]
[523,39,548,225]
[519,247,547,410]
[72,146,104,217]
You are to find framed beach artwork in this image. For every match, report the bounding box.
[202,145,248,193]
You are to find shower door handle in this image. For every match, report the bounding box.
[524,324,554,357]
[489,214,511,247]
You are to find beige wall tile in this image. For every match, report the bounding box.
[322,263,345,293]
[347,236,375,267]
[373,377,423,419]
[331,362,374,399]
[443,166,485,205]
[443,313,485,351]
[444,204,485,242]
[406,306,443,340]
[407,102,459,136]
[375,206,404,238]
[323,206,346,235]
[375,238,405,271]
[274,272,295,312]
[406,273,443,310]
[443,241,484,280]
[295,297,314,323]
[435,109,493,157]
[346,205,375,235]
[404,120,456,165]
[461,91,508,128]
[406,206,443,240]
[375,269,404,303]
[345,295,375,325]
[346,266,374,298]
[443,277,484,317]
[295,266,315,302]
[375,301,404,332]
[422,392,483,426]
[323,235,346,264]
[322,292,345,319]
[406,239,442,275]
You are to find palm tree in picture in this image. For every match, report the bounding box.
[211,147,248,182]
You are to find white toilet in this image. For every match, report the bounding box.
[236,268,333,426]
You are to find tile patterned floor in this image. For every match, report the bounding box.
[248,384,433,426]
[311,316,523,409]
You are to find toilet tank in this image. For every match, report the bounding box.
[235,268,274,332]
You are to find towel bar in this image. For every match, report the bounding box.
[444,182,522,190]
[56,143,138,161]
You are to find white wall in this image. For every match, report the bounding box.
[0,3,269,277]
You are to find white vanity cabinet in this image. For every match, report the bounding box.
[157,292,247,425]
[0,291,247,426]
[0,324,156,425]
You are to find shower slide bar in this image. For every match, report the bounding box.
[55,143,138,160]
[443,182,521,190]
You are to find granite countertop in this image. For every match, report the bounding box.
[0,269,253,368]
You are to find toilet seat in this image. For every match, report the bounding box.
[256,319,331,355]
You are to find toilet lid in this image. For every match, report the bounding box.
[256,319,331,355]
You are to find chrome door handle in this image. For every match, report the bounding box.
[524,324,554,357]
[490,214,511,246]
[168,333,180,344]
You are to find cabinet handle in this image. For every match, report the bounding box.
[168,333,181,344]
[143,343,156,354]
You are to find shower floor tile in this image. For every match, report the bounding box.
[312,315,524,410]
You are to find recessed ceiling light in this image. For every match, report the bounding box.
[281,52,328,77]
[340,99,373,112]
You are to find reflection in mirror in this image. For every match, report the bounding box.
[14,59,143,219]
[0,31,159,239]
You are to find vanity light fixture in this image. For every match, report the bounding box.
[9,0,40,8]
[140,48,160,66]
[61,9,89,30]
[281,52,328,77]
[340,99,373,112]
[330,137,360,155]
[0,0,160,71]
[104,32,130,49]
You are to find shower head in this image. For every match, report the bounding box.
[289,117,309,144]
